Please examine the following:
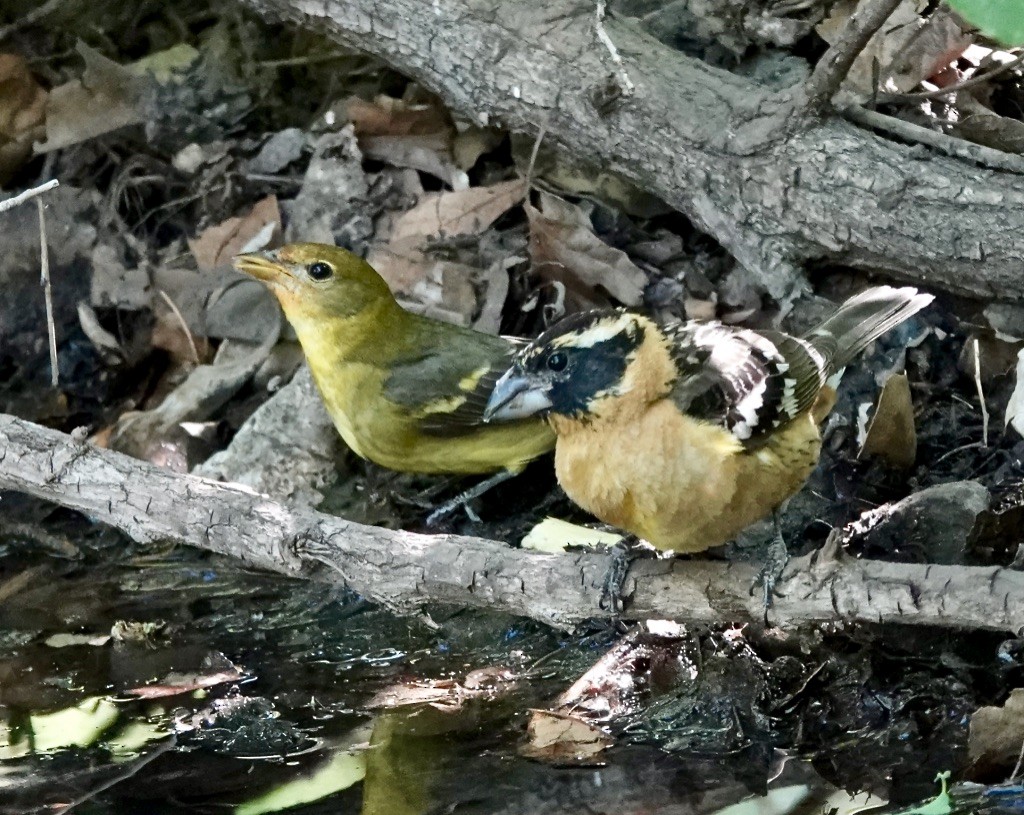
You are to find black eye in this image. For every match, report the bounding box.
[546,351,568,372]
[307,261,333,281]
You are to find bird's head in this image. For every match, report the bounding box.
[485,310,672,425]
[233,243,395,323]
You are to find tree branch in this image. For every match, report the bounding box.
[803,0,904,110]
[2,413,1021,633]
[240,0,1024,303]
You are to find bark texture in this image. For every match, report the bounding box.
[3,414,1021,633]
[240,0,1024,302]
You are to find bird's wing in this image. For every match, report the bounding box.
[666,321,827,445]
[383,332,526,436]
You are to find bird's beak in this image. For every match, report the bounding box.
[484,370,553,422]
[233,249,287,283]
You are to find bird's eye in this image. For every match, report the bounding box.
[546,351,568,372]
[307,261,334,281]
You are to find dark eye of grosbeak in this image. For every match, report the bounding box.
[546,351,568,372]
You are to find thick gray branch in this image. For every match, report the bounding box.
[241,0,1024,302]
[1,414,1021,633]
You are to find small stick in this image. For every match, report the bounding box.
[37,197,59,387]
[0,179,59,213]
[881,49,1024,103]
[54,735,177,814]
[524,124,547,190]
[803,0,904,111]
[157,289,200,365]
[1010,735,1024,781]
[595,0,634,98]
[973,337,988,447]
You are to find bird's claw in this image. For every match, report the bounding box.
[750,537,790,616]
[600,536,646,615]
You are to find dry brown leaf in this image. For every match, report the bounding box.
[389,179,526,243]
[859,373,917,469]
[952,94,1024,153]
[815,0,972,101]
[520,710,612,765]
[188,195,281,271]
[367,666,517,711]
[886,6,973,91]
[125,654,244,699]
[345,94,451,137]
[969,688,1024,774]
[345,94,465,186]
[0,53,47,183]
[365,240,478,325]
[526,191,646,309]
[36,42,198,153]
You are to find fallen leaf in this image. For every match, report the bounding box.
[345,94,465,187]
[520,710,612,765]
[44,632,111,648]
[367,666,517,711]
[110,331,280,465]
[345,94,451,137]
[284,127,372,248]
[816,0,972,102]
[188,195,281,270]
[526,191,646,309]
[36,42,198,153]
[859,373,917,468]
[886,6,974,91]
[0,53,47,183]
[125,653,244,699]
[952,93,1024,153]
[521,517,622,553]
[969,688,1024,774]
[388,180,526,243]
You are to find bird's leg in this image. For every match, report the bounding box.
[425,469,516,526]
[600,535,652,615]
[751,509,791,614]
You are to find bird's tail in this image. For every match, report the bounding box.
[804,285,934,373]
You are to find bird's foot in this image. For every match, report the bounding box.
[750,536,790,616]
[425,470,515,527]
[600,536,654,615]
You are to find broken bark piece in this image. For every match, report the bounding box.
[841,481,990,564]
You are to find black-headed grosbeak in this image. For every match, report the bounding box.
[233,244,554,497]
[483,286,933,553]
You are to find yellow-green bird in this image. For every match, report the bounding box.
[233,243,555,514]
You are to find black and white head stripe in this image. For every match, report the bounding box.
[518,310,646,418]
[665,321,827,443]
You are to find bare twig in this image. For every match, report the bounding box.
[973,338,989,447]
[1010,736,1024,782]
[157,289,200,365]
[844,106,1024,175]
[803,0,905,111]
[37,198,59,387]
[1,413,1023,633]
[55,735,177,814]
[880,50,1024,104]
[524,124,547,190]
[595,0,634,99]
[0,179,59,213]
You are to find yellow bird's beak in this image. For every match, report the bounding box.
[232,250,289,282]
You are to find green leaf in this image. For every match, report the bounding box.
[948,0,1024,45]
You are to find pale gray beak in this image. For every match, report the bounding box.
[484,371,553,422]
